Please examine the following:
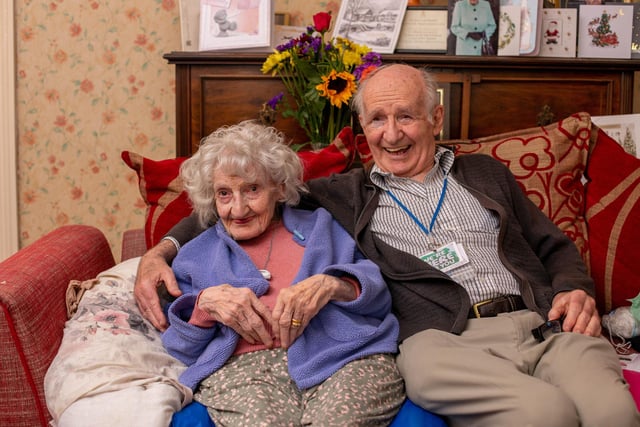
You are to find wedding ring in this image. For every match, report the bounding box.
[291,318,302,328]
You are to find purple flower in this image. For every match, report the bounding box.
[267,92,284,110]
[354,52,383,81]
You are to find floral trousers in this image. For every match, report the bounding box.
[195,348,405,427]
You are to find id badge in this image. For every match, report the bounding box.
[420,242,469,273]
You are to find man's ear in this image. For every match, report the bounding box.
[432,104,445,137]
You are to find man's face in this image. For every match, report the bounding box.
[358,65,444,182]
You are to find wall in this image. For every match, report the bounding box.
[15,0,333,261]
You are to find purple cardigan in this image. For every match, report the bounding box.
[162,206,399,390]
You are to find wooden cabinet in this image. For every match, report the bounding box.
[164,51,640,156]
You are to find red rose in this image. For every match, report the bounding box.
[313,12,332,33]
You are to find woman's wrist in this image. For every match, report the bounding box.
[329,275,360,302]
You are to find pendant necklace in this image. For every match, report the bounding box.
[258,226,276,280]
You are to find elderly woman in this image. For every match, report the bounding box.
[161,121,404,426]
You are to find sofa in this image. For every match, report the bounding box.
[2,112,639,426]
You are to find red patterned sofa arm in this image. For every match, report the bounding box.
[0,225,116,427]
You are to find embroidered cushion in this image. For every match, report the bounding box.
[448,112,591,262]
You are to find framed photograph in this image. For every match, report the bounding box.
[333,0,409,54]
[592,114,640,158]
[199,0,272,52]
[396,7,448,53]
[538,8,577,58]
[577,4,633,59]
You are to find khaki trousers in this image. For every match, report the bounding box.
[397,310,640,427]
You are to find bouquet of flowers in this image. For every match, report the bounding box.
[260,12,381,149]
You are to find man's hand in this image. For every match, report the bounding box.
[548,289,601,337]
[134,239,181,331]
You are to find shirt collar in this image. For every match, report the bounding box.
[370,145,455,189]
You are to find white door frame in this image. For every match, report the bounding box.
[1,0,19,260]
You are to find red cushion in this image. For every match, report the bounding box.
[121,152,192,249]
[122,127,356,248]
[585,128,640,313]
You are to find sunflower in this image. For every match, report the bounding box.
[260,12,380,149]
[316,70,356,108]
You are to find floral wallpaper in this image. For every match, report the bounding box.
[15,0,335,261]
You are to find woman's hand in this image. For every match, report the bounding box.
[198,284,276,347]
[271,274,359,349]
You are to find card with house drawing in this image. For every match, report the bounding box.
[334,0,409,54]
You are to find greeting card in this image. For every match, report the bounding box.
[577,4,633,59]
[538,8,577,57]
[498,1,522,56]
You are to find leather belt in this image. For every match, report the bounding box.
[469,295,526,319]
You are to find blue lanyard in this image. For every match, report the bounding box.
[386,175,448,236]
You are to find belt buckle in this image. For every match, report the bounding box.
[471,299,493,318]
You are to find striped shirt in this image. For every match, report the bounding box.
[370,146,520,304]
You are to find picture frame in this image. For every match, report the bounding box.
[396,6,448,53]
[199,0,272,52]
[592,114,640,158]
[577,4,633,59]
[333,0,409,54]
[537,8,577,58]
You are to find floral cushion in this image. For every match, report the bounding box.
[122,127,356,249]
[585,128,640,313]
[44,257,192,426]
[448,112,591,262]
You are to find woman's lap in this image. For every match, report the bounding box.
[196,349,404,426]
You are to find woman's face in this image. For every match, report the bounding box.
[213,168,281,240]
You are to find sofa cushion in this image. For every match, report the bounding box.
[122,127,356,248]
[449,112,591,262]
[121,151,192,250]
[585,128,640,313]
[44,257,192,426]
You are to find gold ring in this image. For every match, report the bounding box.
[291,318,302,328]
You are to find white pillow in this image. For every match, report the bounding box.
[44,257,193,427]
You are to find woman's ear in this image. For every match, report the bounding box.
[277,183,287,202]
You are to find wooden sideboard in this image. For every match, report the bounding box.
[164,51,640,156]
